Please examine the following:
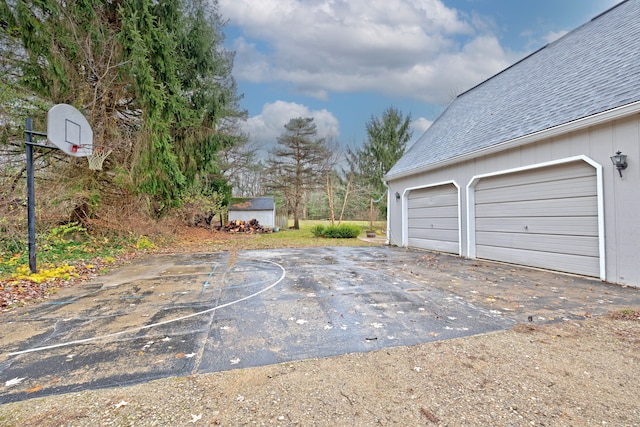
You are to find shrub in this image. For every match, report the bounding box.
[310,225,326,237]
[312,224,360,239]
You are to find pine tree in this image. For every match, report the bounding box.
[266,118,328,230]
[356,107,412,198]
[1,0,245,215]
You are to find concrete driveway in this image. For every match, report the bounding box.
[1,246,638,403]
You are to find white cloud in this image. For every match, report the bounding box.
[520,28,570,50]
[411,117,433,135]
[543,30,569,44]
[241,101,340,153]
[407,117,433,148]
[230,37,271,82]
[220,0,513,105]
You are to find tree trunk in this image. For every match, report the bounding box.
[369,198,374,230]
[326,172,335,225]
[337,172,353,226]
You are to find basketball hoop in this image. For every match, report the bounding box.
[87,146,112,171]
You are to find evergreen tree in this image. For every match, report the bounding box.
[354,107,412,197]
[266,117,328,230]
[1,0,244,215]
[118,0,244,212]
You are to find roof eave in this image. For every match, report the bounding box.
[385,100,640,182]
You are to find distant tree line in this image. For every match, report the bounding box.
[232,107,412,229]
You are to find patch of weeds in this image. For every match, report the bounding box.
[512,324,542,334]
[136,235,156,251]
[608,308,640,321]
[12,264,78,283]
[0,224,135,281]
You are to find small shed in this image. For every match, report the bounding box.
[228,197,276,228]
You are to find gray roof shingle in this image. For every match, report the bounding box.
[387,0,640,179]
[229,197,275,211]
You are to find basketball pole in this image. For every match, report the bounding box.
[23,105,92,274]
[25,118,37,274]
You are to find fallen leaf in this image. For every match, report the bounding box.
[5,377,25,387]
[420,407,440,424]
[26,384,42,394]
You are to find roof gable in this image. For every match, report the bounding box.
[387,0,640,179]
[229,197,275,211]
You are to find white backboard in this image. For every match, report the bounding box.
[47,104,93,157]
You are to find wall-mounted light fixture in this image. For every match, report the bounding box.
[610,151,628,177]
[395,191,401,200]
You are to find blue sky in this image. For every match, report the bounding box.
[218,0,619,155]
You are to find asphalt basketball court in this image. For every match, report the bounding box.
[1,246,639,403]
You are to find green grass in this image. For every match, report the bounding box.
[295,220,386,230]
[238,220,386,249]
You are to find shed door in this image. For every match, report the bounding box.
[474,161,599,277]
[407,184,459,254]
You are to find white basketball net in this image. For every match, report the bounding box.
[87,148,112,171]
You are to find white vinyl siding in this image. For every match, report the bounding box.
[474,161,599,276]
[407,184,459,254]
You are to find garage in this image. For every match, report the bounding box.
[407,183,460,254]
[472,160,601,277]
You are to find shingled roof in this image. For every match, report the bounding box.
[386,0,640,179]
[229,197,275,211]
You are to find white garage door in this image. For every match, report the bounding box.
[407,184,459,254]
[474,161,599,277]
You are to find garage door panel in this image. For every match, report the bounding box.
[407,193,457,208]
[476,217,598,236]
[476,246,600,277]
[476,196,597,217]
[408,238,459,254]
[408,217,459,230]
[408,228,459,242]
[474,160,599,277]
[476,232,599,257]
[408,205,458,219]
[475,162,594,190]
[407,183,459,254]
[476,176,596,203]
[410,185,456,198]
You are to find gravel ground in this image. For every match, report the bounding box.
[1,314,639,426]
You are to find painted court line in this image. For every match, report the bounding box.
[201,264,219,293]
[7,260,286,357]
